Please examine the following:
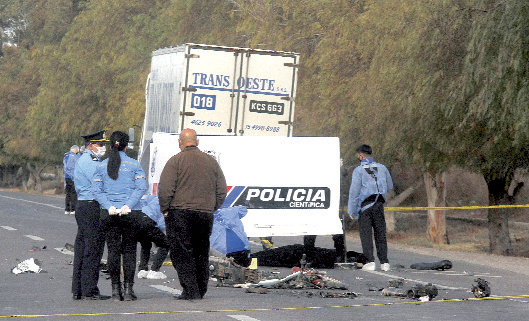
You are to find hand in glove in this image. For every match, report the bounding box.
[120,205,131,215]
[108,206,118,215]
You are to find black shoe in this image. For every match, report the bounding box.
[173,293,199,300]
[83,294,111,300]
[72,293,83,300]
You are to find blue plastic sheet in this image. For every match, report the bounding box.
[210,206,250,255]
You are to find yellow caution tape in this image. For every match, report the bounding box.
[2,295,528,317]
[385,204,529,211]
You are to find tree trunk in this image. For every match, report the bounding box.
[386,178,424,234]
[485,177,512,255]
[424,171,448,244]
[26,163,46,193]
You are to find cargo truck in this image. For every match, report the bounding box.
[138,44,342,237]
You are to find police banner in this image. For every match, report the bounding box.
[148,134,343,237]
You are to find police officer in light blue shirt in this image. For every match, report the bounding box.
[92,131,146,301]
[71,130,111,300]
[348,144,393,272]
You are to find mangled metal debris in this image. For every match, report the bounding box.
[382,281,439,301]
[471,278,491,298]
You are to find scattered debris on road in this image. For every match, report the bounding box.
[11,258,42,274]
[471,278,491,298]
[410,260,452,270]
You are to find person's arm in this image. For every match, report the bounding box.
[126,163,147,208]
[215,166,227,211]
[158,158,177,214]
[92,165,112,210]
[348,168,362,219]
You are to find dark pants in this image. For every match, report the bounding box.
[102,210,140,284]
[71,200,105,296]
[65,178,77,212]
[165,209,214,299]
[358,201,388,263]
[303,234,345,260]
[137,213,169,271]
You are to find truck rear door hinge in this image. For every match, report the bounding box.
[185,54,200,58]
[180,111,195,116]
[278,120,293,125]
[284,63,299,68]
[280,96,293,101]
[182,87,198,92]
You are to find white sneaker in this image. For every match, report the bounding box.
[362,262,376,271]
[70,211,75,215]
[65,211,70,215]
[147,270,167,280]
[381,263,390,271]
[137,270,148,279]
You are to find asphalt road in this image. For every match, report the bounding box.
[1,189,529,320]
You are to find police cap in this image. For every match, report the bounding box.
[81,130,109,144]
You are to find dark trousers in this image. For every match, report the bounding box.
[65,178,77,212]
[137,214,169,271]
[165,209,214,299]
[358,201,388,263]
[71,200,105,296]
[102,210,140,284]
[303,234,345,262]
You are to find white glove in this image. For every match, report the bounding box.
[120,205,131,215]
[108,206,118,215]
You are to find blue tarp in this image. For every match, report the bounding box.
[210,206,250,255]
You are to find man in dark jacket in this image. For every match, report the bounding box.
[158,128,227,300]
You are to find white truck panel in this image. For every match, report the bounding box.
[148,133,343,237]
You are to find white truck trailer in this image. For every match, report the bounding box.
[139,44,342,237]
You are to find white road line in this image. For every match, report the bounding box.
[150,284,182,295]
[25,235,44,241]
[1,226,17,230]
[0,194,62,209]
[228,315,262,321]
[55,247,74,255]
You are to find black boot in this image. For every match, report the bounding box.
[124,282,137,301]
[112,282,123,301]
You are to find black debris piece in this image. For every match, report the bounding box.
[471,278,491,298]
[410,260,452,271]
[250,244,368,269]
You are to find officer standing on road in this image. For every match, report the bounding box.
[71,130,111,300]
[348,144,393,272]
[93,131,146,301]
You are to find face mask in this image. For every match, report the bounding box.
[94,145,106,158]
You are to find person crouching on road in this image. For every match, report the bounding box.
[92,131,146,301]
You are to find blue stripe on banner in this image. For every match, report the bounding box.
[221,186,246,208]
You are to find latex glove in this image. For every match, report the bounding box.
[120,205,131,215]
[108,206,118,215]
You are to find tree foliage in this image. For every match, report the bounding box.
[1,0,529,253]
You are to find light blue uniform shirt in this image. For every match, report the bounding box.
[348,157,393,219]
[73,150,101,200]
[63,151,75,179]
[92,151,146,210]
[65,153,81,179]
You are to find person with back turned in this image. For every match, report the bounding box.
[92,131,146,301]
[348,144,393,272]
[158,128,227,300]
